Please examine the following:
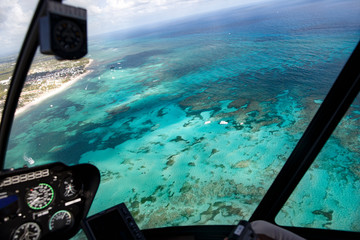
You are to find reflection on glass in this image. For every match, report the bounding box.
[276,94,360,232]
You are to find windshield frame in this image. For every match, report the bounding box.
[250,40,360,239]
[0,0,359,239]
[0,0,49,168]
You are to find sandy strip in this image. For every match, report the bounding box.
[15,59,94,116]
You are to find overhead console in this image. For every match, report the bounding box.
[0,162,100,240]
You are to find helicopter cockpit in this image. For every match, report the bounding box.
[0,0,359,239]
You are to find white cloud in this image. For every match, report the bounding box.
[1,0,272,56]
[67,0,257,36]
[0,0,37,56]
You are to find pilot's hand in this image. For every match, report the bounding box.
[224,235,273,240]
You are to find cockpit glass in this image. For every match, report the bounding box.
[0,0,38,119]
[2,0,360,231]
[276,93,360,232]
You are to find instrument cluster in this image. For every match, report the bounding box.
[0,162,100,240]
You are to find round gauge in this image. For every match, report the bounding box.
[54,20,84,53]
[12,222,41,240]
[26,183,54,210]
[60,176,80,200]
[49,210,73,231]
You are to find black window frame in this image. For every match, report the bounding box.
[0,0,359,239]
[249,40,360,239]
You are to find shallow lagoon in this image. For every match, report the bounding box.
[5,1,360,232]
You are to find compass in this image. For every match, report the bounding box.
[39,1,87,59]
[54,20,84,53]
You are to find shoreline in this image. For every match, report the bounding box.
[15,59,94,116]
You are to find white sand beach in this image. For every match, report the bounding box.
[15,59,93,116]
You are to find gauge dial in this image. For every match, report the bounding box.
[49,210,73,231]
[60,177,80,200]
[12,222,41,240]
[54,20,84,53]
[26,183,54,210]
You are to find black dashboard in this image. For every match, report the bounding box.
[0,162,100,240]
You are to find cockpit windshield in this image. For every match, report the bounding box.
[1,0,359,238]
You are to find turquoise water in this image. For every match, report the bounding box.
[276,98,360,231]
[5,0,360,232]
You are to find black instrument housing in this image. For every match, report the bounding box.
[0,162,100,240]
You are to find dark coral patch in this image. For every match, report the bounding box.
[171,136,190,143]
[312,210,333,221]
[106,105,130,116]
[210,148,219,157]
[166,155,177,166]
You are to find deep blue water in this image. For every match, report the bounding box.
[5,0,360,232]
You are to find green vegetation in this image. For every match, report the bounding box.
[0,55,16,104]
[0,53,91,117]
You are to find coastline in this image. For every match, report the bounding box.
[15,59,94,116]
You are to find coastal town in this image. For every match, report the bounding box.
[0,54,92,118]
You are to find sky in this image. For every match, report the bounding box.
[0,0,274,56]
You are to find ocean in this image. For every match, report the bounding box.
[4,0,360,233]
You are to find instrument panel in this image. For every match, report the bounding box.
[0,162,100,240]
